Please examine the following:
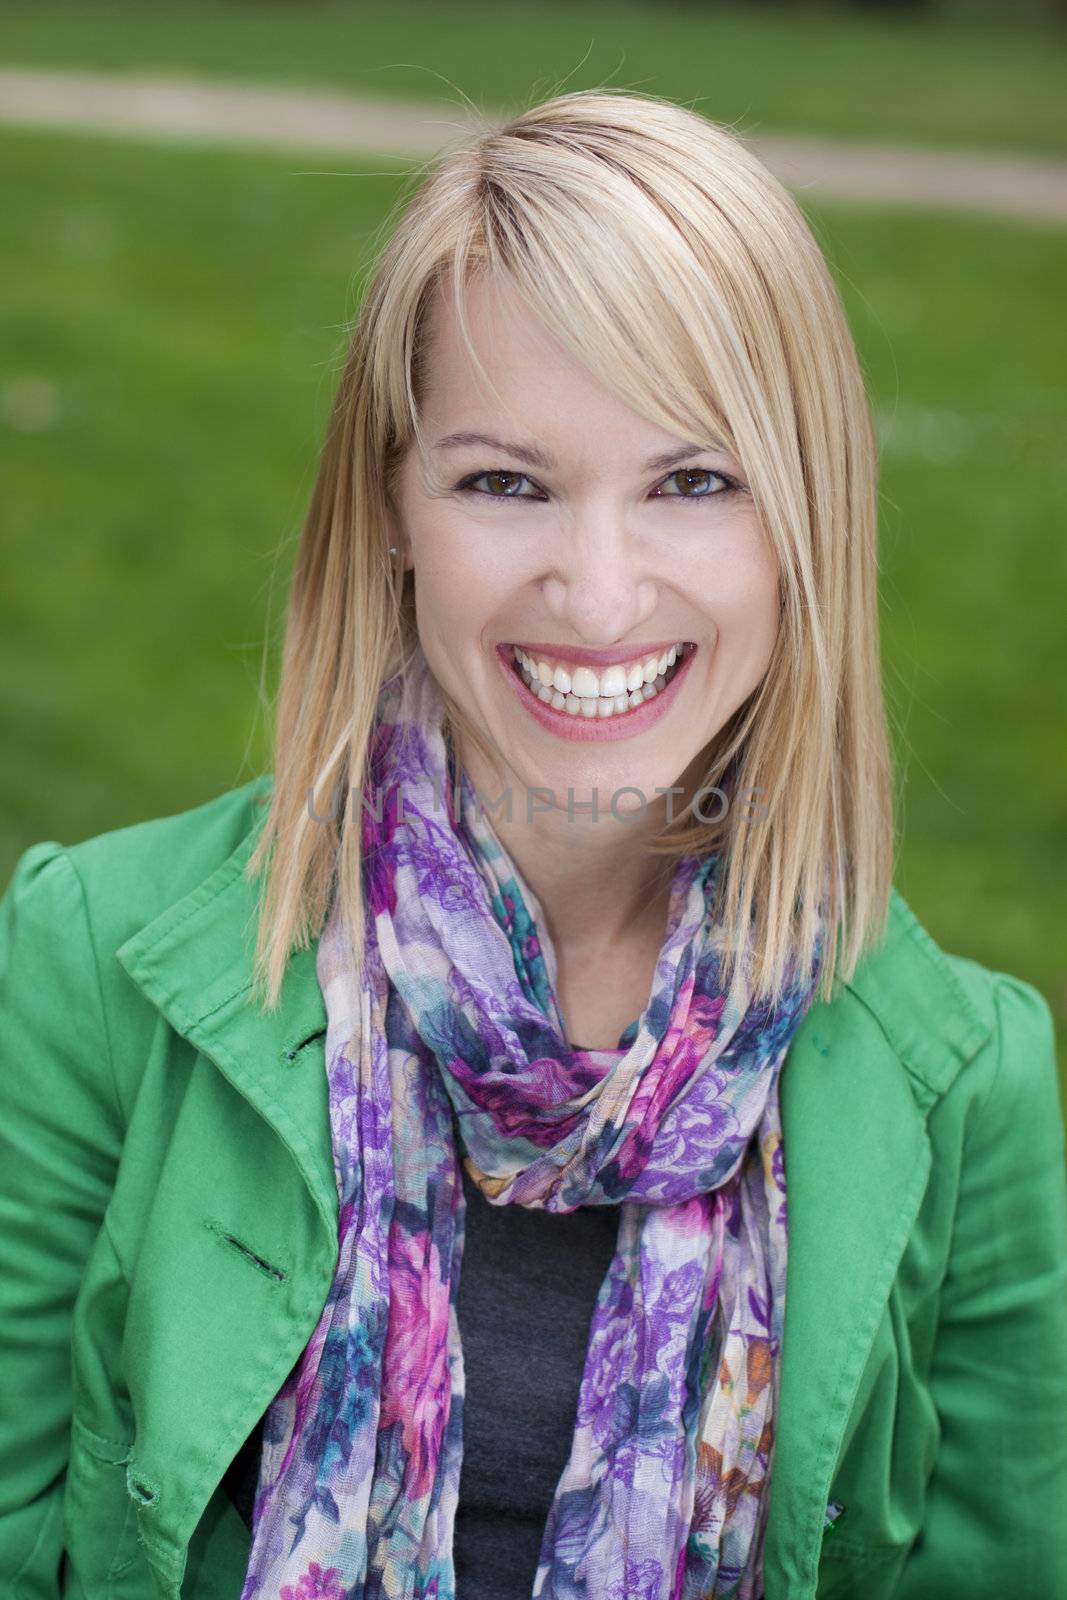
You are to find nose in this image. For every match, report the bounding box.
[540,508,658,643]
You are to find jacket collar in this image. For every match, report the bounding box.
[115,801,334,1233]
[116,805,993,1598]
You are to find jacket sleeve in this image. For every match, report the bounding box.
[893,972,1067,1599]
[0,842,124,1600]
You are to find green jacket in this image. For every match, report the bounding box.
[1,775,1065,1600]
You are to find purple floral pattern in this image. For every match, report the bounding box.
[240,648,822,1600]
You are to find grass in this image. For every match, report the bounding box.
[2,0,1067,156]
[1,125,1065,1079]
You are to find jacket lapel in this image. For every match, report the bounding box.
[763,891,993,1597]
[116,819,338,1239]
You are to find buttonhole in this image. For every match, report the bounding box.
[208,1221,287,1282]
[125,1463,159,1506]
[281,1026,327,1064]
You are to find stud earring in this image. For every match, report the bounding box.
[388,545,399,556]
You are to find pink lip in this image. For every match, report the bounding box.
[494,642,696,742]
[506,640,688,668]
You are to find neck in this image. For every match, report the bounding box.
[456,743,702,961]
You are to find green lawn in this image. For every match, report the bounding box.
[2,0,1067,156]
[2,125,1065,1076]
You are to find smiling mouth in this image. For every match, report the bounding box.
[506,641,696,721]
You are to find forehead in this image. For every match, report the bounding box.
[410,269,739,474]
[416,271,613,427]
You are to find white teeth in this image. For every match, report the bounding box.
[570,666,599,699]
[598,665,628,698]
[512,642,690,721]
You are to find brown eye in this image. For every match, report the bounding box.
[464,470,537,498]
[658,468,727,498]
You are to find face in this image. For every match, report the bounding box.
[390,272,780,830]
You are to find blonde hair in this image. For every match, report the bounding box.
[246,87,896,1018]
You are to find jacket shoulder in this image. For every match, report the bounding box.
[837,884,1058,1121]
[62,775,271,945]
[1,777,271,1014]
[0,778,273,1129]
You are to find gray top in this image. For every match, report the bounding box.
[221,1149,620,1595]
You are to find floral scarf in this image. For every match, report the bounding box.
[240,648,823,1600]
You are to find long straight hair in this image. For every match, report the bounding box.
[246,88,896,1019]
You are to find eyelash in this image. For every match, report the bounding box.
[454,467,743,503]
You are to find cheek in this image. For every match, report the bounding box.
[723,570,780,651]
[703,525,780,656]
[409,510,516,638]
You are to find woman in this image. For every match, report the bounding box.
[1,90,1064,1600]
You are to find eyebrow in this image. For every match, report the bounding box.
[431,430,727,475]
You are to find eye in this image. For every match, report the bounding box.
[454,465,741,503]
[457,470,545,500]
[653,468,737,499]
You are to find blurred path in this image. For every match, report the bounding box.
[2,66,1066,223]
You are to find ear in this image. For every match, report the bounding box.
[382,500,411,571]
